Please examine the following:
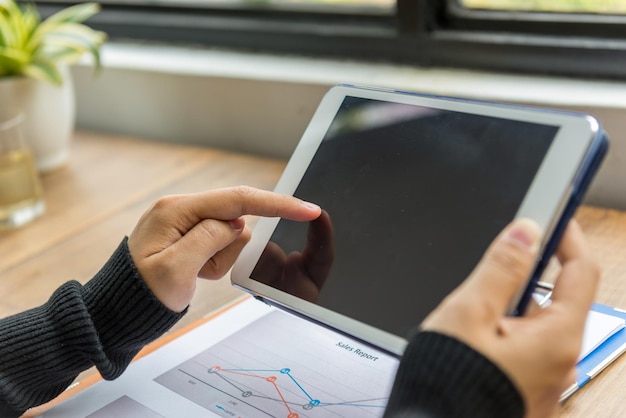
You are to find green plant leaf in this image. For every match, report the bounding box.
[0,0,104,84]
[43,22,106,43]
[0,45,29,74]
[22,58,62,85]
[30,21,105,54]
[0,0,19,14]
[0,13,11,47]
[0,0,14,10]
[0,5,18,48]
[41,2,101,26]
[37,44,85,65]
[33,22,106,68]
[21,3,41,44]
[9,5,27,48]
[0,45,29,62]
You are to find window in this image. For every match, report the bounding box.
[93,0,396,14]
[32,0,626,79]
[461,0,626,14]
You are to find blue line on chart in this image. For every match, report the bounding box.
[218,366,386,409]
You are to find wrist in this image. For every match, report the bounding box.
[140,272,195,313]
[127,243,195,313]
[82,238,187,358]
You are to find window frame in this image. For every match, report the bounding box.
[32,0,626,79]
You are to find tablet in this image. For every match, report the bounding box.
[231,84,608,355]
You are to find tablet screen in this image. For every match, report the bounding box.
[250,96,558,339]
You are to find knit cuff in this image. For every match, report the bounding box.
[0,238,186,416]
[81,237,186,379]
[384,331,525,418]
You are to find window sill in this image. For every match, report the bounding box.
[73,41,626,209]
[80,42,626,109]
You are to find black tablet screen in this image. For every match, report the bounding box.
[250,96,558,339]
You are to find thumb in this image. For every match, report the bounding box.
[463,218,542,316]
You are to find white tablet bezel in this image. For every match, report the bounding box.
[231,84,602,355]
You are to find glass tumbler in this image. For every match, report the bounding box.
[0,114,45,229]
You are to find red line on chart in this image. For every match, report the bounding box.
[268,378,295,417]
[214,366,298,417]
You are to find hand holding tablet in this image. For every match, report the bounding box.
[232,84,608,355]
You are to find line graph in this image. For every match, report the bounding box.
[202,364,386,416]
[155,310,399,418]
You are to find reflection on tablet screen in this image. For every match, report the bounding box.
[251,96,558,339]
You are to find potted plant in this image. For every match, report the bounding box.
[0,0,106,171]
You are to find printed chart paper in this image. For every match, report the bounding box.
[43,298,400,418]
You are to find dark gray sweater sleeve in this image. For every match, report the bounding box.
[384,331,525,418]
[0,238,185,417]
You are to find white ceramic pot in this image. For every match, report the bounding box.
[0,66,75,172]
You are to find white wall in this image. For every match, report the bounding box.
[72,43,626,210]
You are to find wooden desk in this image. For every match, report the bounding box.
[0,132,285,331]
[560,207,626,417]
[2,132,626,417]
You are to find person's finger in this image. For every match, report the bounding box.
[462,218,542,316]
[301,210,334,290]
[198,224,252,279]
[555,220,590,264]
[176,186,321,224]
[549,221,600,324]
[164,218,245,277]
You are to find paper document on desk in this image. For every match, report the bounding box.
[562,303,626,401]
[579,309,625,361]
[41,298,626,415]
[42,298,400,418]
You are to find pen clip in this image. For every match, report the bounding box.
[533,281,554,307]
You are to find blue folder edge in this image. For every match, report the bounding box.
[561,303,626,401]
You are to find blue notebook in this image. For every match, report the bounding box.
[561,303,626,401]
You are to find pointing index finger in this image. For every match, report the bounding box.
[183,186,322,222]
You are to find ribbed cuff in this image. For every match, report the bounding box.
[0,238,185,416]
[81,237,186,379]
[384,331,525,418]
